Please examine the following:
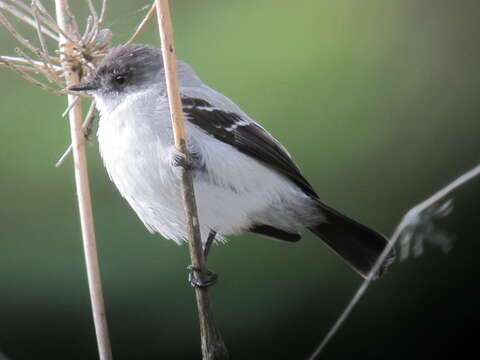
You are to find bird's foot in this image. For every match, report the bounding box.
[172,151,193,170]
[187,265,218,288]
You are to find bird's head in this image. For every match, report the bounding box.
[69,43,201,113]
[68,44,165,113]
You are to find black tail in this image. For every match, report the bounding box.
[308,203,395,279]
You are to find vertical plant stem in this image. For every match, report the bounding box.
[154,1,229,359]
[54,1,112,359]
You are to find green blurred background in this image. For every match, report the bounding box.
[1,0,479,359]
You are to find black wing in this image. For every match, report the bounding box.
[182,97,318,199]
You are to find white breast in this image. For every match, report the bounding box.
[97,88,187,242]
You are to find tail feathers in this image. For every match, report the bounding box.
[309,204,395,279]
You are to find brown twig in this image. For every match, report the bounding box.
[98,0,107,26]
[81,99,97,140]
[1,1,112,358]
[125,2,155,45]
[154,1,229,359]
[31,2,63,85]
[56,100,96,167]
[54,1,112,360]
[0,1,58,40]
[307,163,480,360]
[0,55,61,70]
[0,9,40,55]
[0,55,63,94]
[31,0,79,45]
[61,95,81,117]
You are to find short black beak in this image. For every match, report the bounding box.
[68,80,100,92]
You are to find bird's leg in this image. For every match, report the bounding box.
[203,230,217,260]
[187,230,218,288]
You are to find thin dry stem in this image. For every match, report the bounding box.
[56,100,96,167]
[0,55,60,69]
[86,0,98,22]
[8,0,79,47]
[32,0,79,45]
[1,0,110,96]
[55,144,73,167]
[0,62,35,71]
[81,0,106,49]
[82,99,96,139]
[14,47,60,86]
[31,3,63,85]
[126,2,155,45]
[82,17,98,47]
[82,14,93,40]
[155,1,229,359]
[61,95,80,117]
[0,56,63,94]
[0,1,58,40]
[54,1,112,359]
[308,163,480,360]
[0,9,40,55]
[1,3,112,359]
[98,0,107,25]
[13,47,57,84]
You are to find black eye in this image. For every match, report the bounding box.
[114,75,126,85]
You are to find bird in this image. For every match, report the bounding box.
[69,44,394,286]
